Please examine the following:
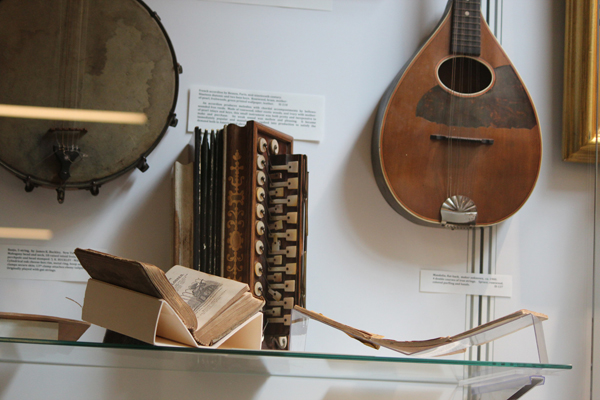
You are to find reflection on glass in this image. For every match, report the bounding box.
[0,227,53,240]
[0,105,147,125]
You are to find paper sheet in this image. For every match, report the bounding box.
[188,85,325,142]
[420,270,512,297]
[0,245,89,282]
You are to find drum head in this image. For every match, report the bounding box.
[0,0,179,196]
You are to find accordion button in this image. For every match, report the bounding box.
[255,262,264,276]
[256,187,266,202]
[269,140,279,155]
[258,137,268,153]
[256,240,265,255]
[256,221,266,235]
[257,171,266,186]
[268,287,282,301]
[276,336,288,349]
[254,282,264,297]
[256,204,265,218]
[257,155,266,170]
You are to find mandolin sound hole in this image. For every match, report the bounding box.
[437,56,493,95]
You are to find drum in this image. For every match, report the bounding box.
[0,0,180,202]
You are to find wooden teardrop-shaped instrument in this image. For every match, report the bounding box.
[372,0,542,228]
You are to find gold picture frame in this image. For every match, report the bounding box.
[563,0,598,163]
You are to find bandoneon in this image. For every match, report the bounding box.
[186,121,308,350]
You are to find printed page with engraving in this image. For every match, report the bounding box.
[165,265,249,327]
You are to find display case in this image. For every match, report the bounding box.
[0,1,587,399]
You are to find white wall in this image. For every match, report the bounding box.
[0,0,593,399]
[492,3,595,399]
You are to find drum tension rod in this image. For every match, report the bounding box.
[89,181,100,196]
[169,112,178,127]
[137,157,149,172]
[23,176,36,193]
[56,187,65,204]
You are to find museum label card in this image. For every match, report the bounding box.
[420,270,512,297]
[188,85,325,142]
[0,245,89,282]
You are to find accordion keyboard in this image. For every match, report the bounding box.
[261,154,308,349]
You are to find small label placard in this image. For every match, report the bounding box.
[188,85,325,142]
[420,270,512,297]
[0,245,89,282]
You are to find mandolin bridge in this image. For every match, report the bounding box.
[430,134,493,145]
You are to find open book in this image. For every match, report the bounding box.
[76,248,264,347]
[294,306,548,357]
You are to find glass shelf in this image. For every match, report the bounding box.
[0,338,570,385]
[0,310,572,399]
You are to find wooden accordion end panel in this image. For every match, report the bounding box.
[191,121,308,350]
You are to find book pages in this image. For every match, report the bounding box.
[166,265,248,327]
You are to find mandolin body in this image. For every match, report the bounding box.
[372,1,542,228]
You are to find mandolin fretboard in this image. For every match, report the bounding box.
[451,0,482,56]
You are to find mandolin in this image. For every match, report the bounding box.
[372,0,542,228]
